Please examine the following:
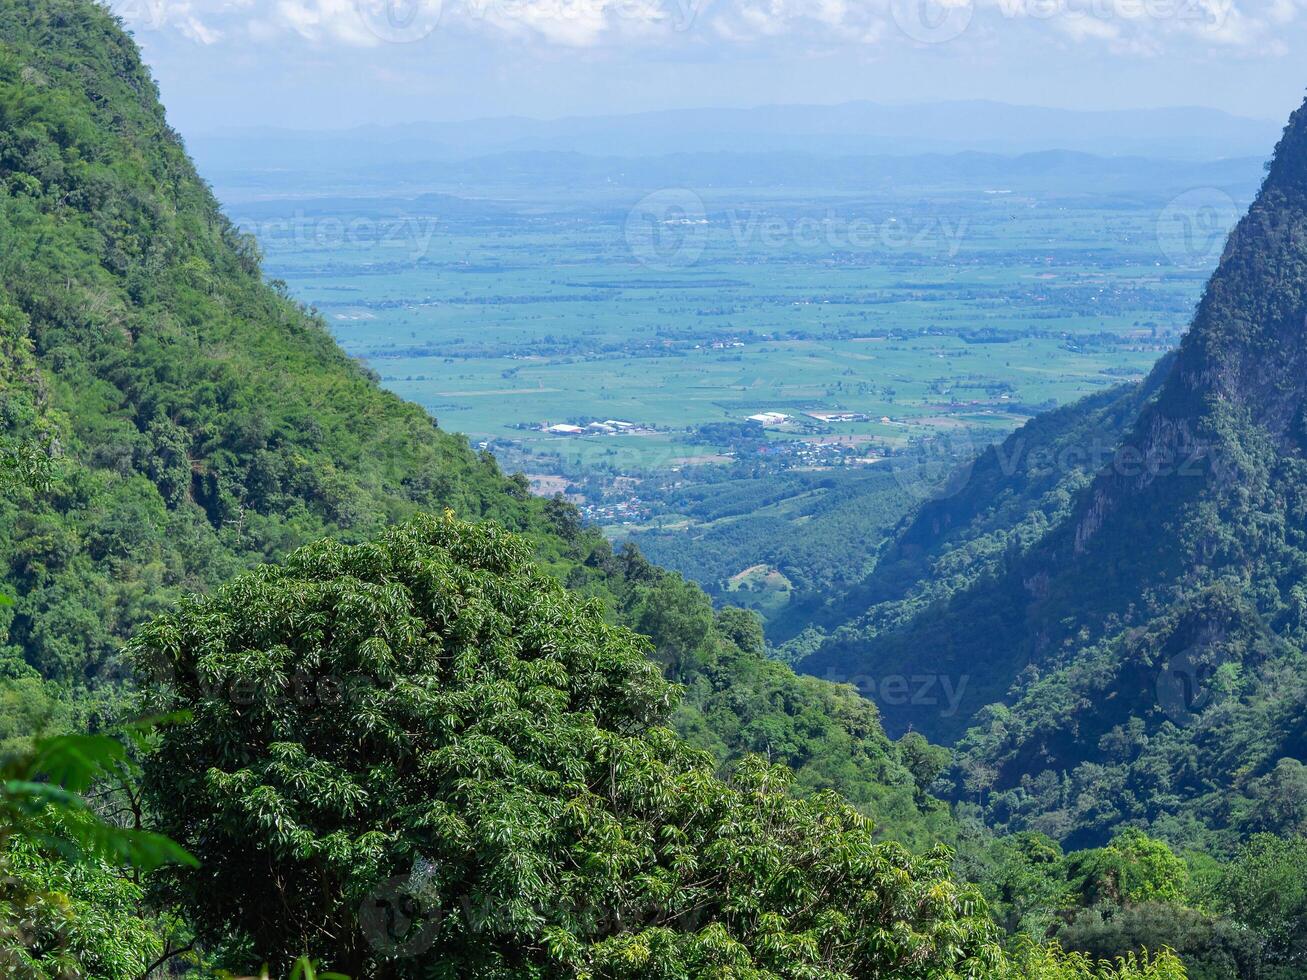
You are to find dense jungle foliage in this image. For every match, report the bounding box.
[0,1,1302,977]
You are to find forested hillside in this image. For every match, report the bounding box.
[632,465,916,623]
[783,363,1171,648]
[0,0,955,850]
[801,97,1307,852]
[0,0,568,685]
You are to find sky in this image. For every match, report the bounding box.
[107,0,1307,134]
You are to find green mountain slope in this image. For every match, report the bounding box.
[798,361,1172,654]
[0,0,947,847]
[801,100,1307,849]
[0,0,576,683]
[631,465,917,626]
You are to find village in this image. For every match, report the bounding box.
[538,418,653,436]
[746,410,884,427]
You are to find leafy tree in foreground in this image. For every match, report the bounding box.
[1210,834,1307,976]
[1,826,164,979]
[999,941,1187,980]
[134,513,1004,978]
[135,514,1188,979]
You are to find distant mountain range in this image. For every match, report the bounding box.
[189,100,1282,178]
[208,148,1267,203]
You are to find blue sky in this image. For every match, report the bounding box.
[108,0,1306,133]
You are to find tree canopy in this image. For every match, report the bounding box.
[135,514,1004,978]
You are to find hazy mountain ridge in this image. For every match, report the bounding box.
[203,148,1269,207]
[190,100,1281,172]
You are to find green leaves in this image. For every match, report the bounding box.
[216,957,351,980]
[1209,834,1307,970]
[999,940,1189,980]
[0,717,196,978]
[138,514,1007,978]
[0,436,53,497]
[1,727,198,873]
[64,820,198,875]
[24,734,126,795]
[1068,830,1189,909]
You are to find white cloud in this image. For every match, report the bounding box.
[1267,0,1300,21]
[275,0,382,44]
[1053,12,1121,40]
[711,0,893,44]
[107,0,1307,53]
[110,0,225,42]
[453,0,673,46]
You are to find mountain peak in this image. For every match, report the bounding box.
[1151,94,1307,449]
[1053,95,1307,560]
[1263,94,1307,192]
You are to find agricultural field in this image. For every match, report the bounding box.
[244,182,1221,468]
[229,160,1253,611]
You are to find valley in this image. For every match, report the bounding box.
[3,1,1306,976]
[222,161,1258,619]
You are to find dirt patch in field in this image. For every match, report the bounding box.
[526,474,571,496]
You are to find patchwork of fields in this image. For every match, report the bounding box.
[244,181,1227,481]
[218,156,1256,615]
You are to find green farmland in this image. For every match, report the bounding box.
[244,180,1223,480]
